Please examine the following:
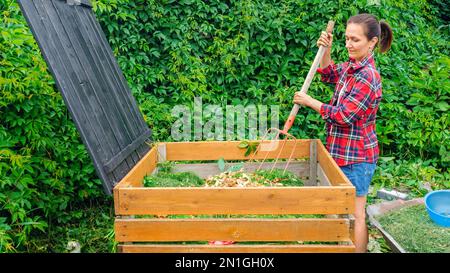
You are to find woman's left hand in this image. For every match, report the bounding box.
[293,92,312,107]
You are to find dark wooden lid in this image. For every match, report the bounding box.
[18,0,152,194]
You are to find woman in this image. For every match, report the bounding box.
[293,13,393,253]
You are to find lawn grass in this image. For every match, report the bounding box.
[376,204,450,253]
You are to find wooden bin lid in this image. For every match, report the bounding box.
[17,0,152,194]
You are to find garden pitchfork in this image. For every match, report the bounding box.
[247,20,335,174]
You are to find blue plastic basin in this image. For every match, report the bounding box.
[424,190,450,227]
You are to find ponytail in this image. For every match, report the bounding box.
[379,20,393,53]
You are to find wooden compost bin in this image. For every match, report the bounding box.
[113,139,356,253]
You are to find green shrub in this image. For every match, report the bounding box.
[92,0,449,170]
[370,157,450,200]
[0,1,106,252]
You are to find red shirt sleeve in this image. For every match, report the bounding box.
[316,61,341,84]
[320,76,376,126]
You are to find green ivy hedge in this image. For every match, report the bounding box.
[0,0,448,252]
[92,0,449,163]
[0,1,107,252]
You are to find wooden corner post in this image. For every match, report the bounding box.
[307,139,318,186]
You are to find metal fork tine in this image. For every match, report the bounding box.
[270,133,289,172]
[246,126,299,177]
[247,128,274,164]
[284,135,298,175]
[256,129,280,172]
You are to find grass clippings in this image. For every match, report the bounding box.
[143,168,304,188]
[143,171,204,187]
[205,169,304,187]
[376,204,450,253]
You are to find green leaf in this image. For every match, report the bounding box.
[227,163,243,172]
[238,141,249,149]
[379,157,395,162]
[435,101,449,112]
[217,157,225,172]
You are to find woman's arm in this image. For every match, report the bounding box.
[294,77,377,126]
[316,31,344,83]
[293,92,323,113]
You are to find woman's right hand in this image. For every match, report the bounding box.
[317,31,333,49]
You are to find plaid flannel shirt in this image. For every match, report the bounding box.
[317,52,382,166]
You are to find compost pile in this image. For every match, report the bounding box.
[143,162,304,188]
[204,170,284,187]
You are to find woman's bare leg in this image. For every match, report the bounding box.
[354,196,368,253]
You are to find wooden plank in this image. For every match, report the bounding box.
[317,165,332,186]
[74,5,141,167]
[136,142,151,166]
[307,139,317,186]
[119,215,135,247]
[66,0,92,8]
[19,0,152,194]
[57,2,140,170]
[171,161,309,179]
[103,129,152,173]
[157,143,167,163]
[23,0,123,192]
[115,187,355,215]
[17,1,103,155]
[114,147,158,188]
[317,141,352,186]
[164,140,310,161]
[76,5,146,166]
[346,214,355,244]
[58,1,138,176]
[118,244,355,253]
[115,218,351,242]
[113,184,121,214]
[82,7,151,161]
[41,0,131,186]
[84,7,149,134]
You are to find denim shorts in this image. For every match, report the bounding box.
[340,162,377,197]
